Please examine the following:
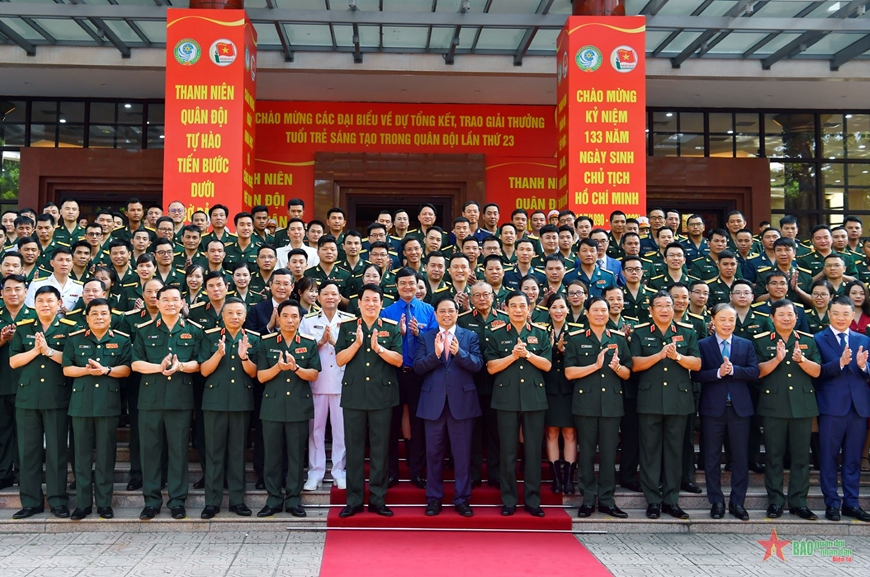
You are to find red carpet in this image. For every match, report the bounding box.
[319,531,612,577]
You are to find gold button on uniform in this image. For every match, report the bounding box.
[601,388,605,391]
[286,392,291,396]
[95,384,99,388]
[789,385,793,389]
[663,367,668,372]
[663,382,667,386]
[520,379,525,383]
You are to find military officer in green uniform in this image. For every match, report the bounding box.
[629,290,701,520]
[198,298,260,519]
[565,297,632,519]
[255,300,320,518]
[131,285,203,521]
[62,298,133,520]
[335,284,404,518]
[484,290,552,517]
[754,299,821,520]
[0,275,36,490]
[9,285,77,519]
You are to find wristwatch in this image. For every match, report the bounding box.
[676,353,682,362]
[48,349,54,358]
[377,345,384,354]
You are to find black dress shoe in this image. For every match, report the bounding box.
[388,476,400,488]
[287,505,307,517]
[98,507,114,519]
[749,461,765,474]
[0,477,14,490]
[577,504,594,518]
[620,481,643,493]
[338,504,363,518]
[598,504,628,519]
[766,504,783,518]
[68,481,76,490]
[729,503,749,521]
[524,504,545,517]
[229,504,252,516]
[51,505,70,518]
[255,478,266,490]
[662,504,689,519]
[455,502,474,517]
[410,476,427,489]
[680,482,702,494]
[425,500,442,516]
[70,507,92,520]
[161,480,167,490]
[192,478,205,490]
[257,505,281,518]
[126,478,143,491]
[645,504,660,519]
[369,503,394,517]
[841,505,870,522]
[710,503,725,519]
[139,506,159,520]
[825,506,841,521]
[789,506,818,520]
[12,506,44,519]
[170,506,186,519]
[723,463,733,471]
[501,505,516,516]
[487,479,500,489]
[201,505,220,519]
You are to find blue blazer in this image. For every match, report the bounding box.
[692,335,759,418]
[245,298,275,335]
[814,328,870,418]
[602,255,625,286]
[413,326,483,421]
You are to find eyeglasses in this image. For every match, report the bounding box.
[730,291,752,297]
[652,304,673,309]
[811,293,831,298]
[168,208,185,214]
[691,290,710,296]
[471,292,493,299]
[567,291,586,297]
[155,250,173,256]
[623,267,642,273]
[86,232,102,237]
[768,281,788,287]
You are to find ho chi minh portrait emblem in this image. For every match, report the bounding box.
[174,39,201,66]
[575,46,602,73]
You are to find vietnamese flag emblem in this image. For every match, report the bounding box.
[210,39,238,66]
[618,49,636,66]
[611,46,638,72]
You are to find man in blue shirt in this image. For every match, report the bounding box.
[381,267,436,488]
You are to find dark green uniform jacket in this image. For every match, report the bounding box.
[199,327,260,412]
[483,321,552,412]
[565,328,632,418]
[64,328,133,417]
[753,330,820,419]
[132,317,203,411]
[257,331,320,422]
[10,316,77,409]
[335,317,402,410]
[629,321,699,415]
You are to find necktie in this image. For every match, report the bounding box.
[442,330,451,361]
[597,258,605,270]
[839,332,848,351]
[721,340,731,402]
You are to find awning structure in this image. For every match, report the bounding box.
[0,0,868,70]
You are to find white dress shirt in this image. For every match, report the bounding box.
[299,309,354,394]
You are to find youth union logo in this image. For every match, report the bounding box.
[174,39,201,66]
[611,45,638,73]
[575,46,602,72]
[210,39,238,66]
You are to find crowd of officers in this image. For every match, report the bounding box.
[0,197,868,522]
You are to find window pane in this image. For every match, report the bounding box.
[89,125,117,148]
[90,103,116,124]
[765,113,815,159]
[0,100,26,124]
[31,102,58,123]
[734,113,759,134]
[117,126,143,149]
[847,163,870,211]
[771,161,816,211]
[59,102,85,124]
[57,125,84,148]
[147,103,165,125]
[652,133,678,156]
[652,111,676,132]
[709,135,733,157]
[0,125,26,146]
[118,103,144,125]
[680,112,703,133]
[846,114,870,159]
[146,126,165,149]
[821,113,845,159]
[735,133,761,158]
[680,134,705,157]
[30,124,57,147]
[822,163,844,216]
[709,113,732,134]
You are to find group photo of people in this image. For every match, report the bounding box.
[0,197,868,526]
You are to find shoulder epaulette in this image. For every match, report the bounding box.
[568,329,583,337]
[186,320,203,329]
[687,312,704,321]
[244,329,260,336]
[299,333,316,341]
[624,315,639,321]
[71,279,83,285]
[535,305,548,311]
[69,329,86,336]
[16,318,35,326]
[633,322,650,329]
[567,322,585,328]
[136,319,155,329]
[111,309,124,315]
[124,309,141,316]
[756,265,772,272]
[190,301,206,309]
[205,327,221,334]
[675,321,694,329]
[114,330,130,338]
[458,310,472,317]
[754,331,771,339]
[754,311,769,317]
[798,267,813,274]
[704,277,717,284]
[341,316,358,323]
[651,275,664,281]
[494,309,509,317]
[303,311,318,318]
[263,332,278,340]
[531,322,548,331]
[751,302,765,308]
[59,318,77,326]
[796,330,813,338]
[434,286,450,293]
[65,308,82,316]
[381,317,398,326]
[121,282,137,288]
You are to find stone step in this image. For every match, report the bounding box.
[570,508,870,536]
[0,507,329,533]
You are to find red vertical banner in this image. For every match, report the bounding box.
[485,158,559,216]
[163,8,257,228]
[557,16,646,228]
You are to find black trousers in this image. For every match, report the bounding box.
[471,392,500,484]
[389,368,426,480]
[619,396,640,485]
[702,406,749,506]
[192,374,207,476]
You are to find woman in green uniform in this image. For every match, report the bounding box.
[806,279,833,334]
[543,293,577,494]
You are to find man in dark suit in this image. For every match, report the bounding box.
[413,297,483,517]
[692,303,759,521]
[814,295,870,522]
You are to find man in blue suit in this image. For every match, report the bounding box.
[814,295,870,522]
[591,229,625,285]
[692,303,759,521]
[413,297,483,517]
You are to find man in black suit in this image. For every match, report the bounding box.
[692,303,760,521]
[244,268,294,488]
[413,297,483,517]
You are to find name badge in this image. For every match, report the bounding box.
[180,333,193,340]
[527,336,538,344]
[672,336,684,343]
[295,347,307,354]
[607,344,618,350]
[106,343,118,349]
[378,330,390,337]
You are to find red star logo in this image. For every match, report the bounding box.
[758,528,790,562]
